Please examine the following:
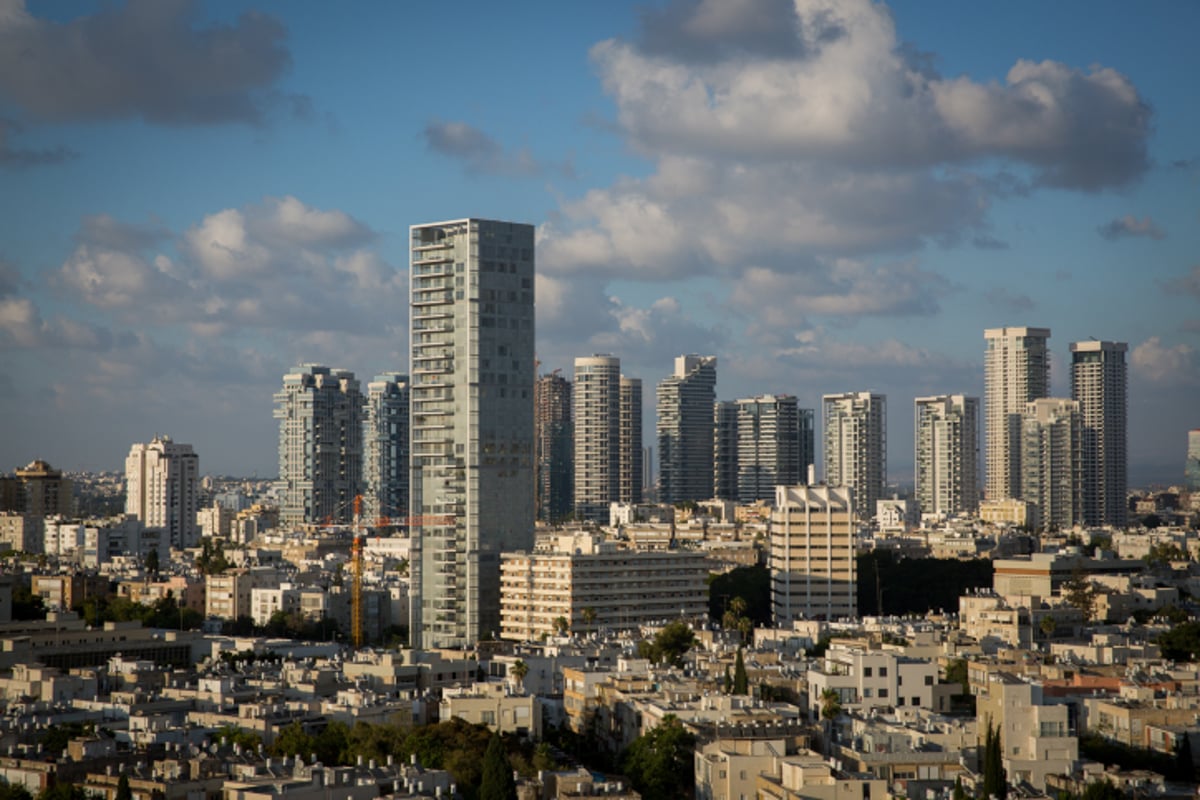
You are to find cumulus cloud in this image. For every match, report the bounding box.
[1164,265,1200,301]
[1098,214,1166,241]
[0,0,304,125]
[983,287,1035,312]
[0,295,115,351]
[0,118,75,167]
[423,120,572,178]
[1131,337,1198,384]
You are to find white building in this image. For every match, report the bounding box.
[573,355,622,522]
[822,392,885,521]
[806,644,940,717]
[362,372,409,522]
[1021,398,1081,532]
[1070,340,1127,528]
[770,485,856,624]
[657,355,717,504]
[409,218,535,648]
[914,394,979,518]
[273,365,363,527]
[125,435,199,549]
[984,327,1050,501]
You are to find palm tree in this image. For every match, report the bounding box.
[553,616,569,636]
[819,689,842,721]
[581,607,597,632]
[510,659,529,692]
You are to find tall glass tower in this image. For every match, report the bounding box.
[409,219,535,648]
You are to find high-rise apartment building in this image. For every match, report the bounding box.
[984,327,1051,501]
[1020,398,1081,532]
[363,373,409,523]
[736,395,803,503]
[409,219,535,648]
[713,401,739,501]
[657,355,717,504]
[574,355,621,522]
[1188,430,1200,492]
[535,372,573,523]
[125,436,199,549]
[619,375,643,505]
[770,485,856,624]
[823,392,886,521]
[1070,341,1127,527]
[273,365,364,527]
[915,395,980,518]
[798,408,816,482]
[0,460,73,516]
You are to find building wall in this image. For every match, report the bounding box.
[736,395,803,504]
[1020,398,1081,532]
[822,393,885,521]
[535,372,573,523]
[574,355,621,522]
[915,395,979,517]
[984,327,1050,501]
[363,373,409,522]
[770,485,856,624]
[1070,340,1127,528]
[125,437,199,548]
[657,355,717,504]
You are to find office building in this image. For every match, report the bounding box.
[914,395,980,518]
[574,355,621,522]
[1070,340,1127,527]
[713,401,739,501]
[798,407,816,482]
[1188,430,1200,492]
[619,375,643,505]
[499,532,709,641]
[273,365,364,527]
[534,372,573,523]
[409,218,535,648]
[1020,398,1081,532]
[984,327,1051,500]
[736,395,804,503]
[125,436,199,549]
[770,485,856,624]
[363,372,410,523]
[823,392,886,521]
[657,355,717,504]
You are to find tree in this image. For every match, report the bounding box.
[144,548,160,576]
[952,776,965,800]
[732,648,749,695]
[1063,571,1097,622]
[553,616,569,636]
[1174,731,1195,782]
[982,720,1008,800]
[1156,621,1200,661]
[271,722,315,760]
[819,689,842,721]
[480,733,517,800]
[1039,615,1057,640]
[945,659,968,695]
[649,620,695,667]
[0,785,32,800]
[581,607,597,628]
[115,774,132,800]
[620,715,695,800]
[510,660,529,692]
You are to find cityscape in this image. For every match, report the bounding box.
[2,2,1200,800]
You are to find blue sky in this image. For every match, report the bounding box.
[1,0,1197,485]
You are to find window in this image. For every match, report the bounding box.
[879,667,888,677]
[863,667,872,677]
[912,697,919,706]
[924,675,934,686]
[878,688,888,698]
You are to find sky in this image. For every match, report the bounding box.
[1,0,1198,485]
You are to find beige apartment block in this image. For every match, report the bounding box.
[769,485,856,624]
[499,532,709,641]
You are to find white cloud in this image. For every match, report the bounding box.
[1131,337,1198,384]
[1098,214,1166,241]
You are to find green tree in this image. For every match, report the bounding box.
[581,607,597,628]
[732,648,749,695]
[480,733,517,800]
[945,659,969,695]
[1156,621,1200,661]
[553,616,569,636]
[650,620,695,667]
[722,665,732,694]
[271,722,315,760]
[1039,615,1057,640]
[217,724,262,750]
[0,784,32,800]
[510,660,529,691]
[115,773,132,800]
[620,715,695,800]
[819,689,842,721]
[144,548,160,576]
[952,776,965,800]
[1063,571,1097,621]
[982,720,1008,800]
[36,785,88,800]
[1079,782,1124,800]
[1175,731,1195,782]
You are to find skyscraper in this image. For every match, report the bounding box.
[823,392,886,521]
[573,355,621,522]
[273,365,364,527]
[1188,430,1200,492]
[798,408,816,483]
[1020,398,1081,532]
[409,218,535,648]
[915,395,980,518]
[736,395,803,503]
[126,436,199,548]
[1070,341,1127,528]
[713,401,740,501]
[657,355,717,504]
[770,485,856,624]
[535,371,572,523]
[619,375,643,505]
[984,327,1051,501]
[363,373,410,523]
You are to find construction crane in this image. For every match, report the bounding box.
[351,494,364,649]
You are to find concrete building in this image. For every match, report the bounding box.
[619,375,643,506]
[574,355,621,522]
[1070,340,1127,527]
[205,567,284,621]
[535,371,573,523]
[409,218,535,648]
[125,436,199,549]
[713,401,740,501]
[1188,429,1200,492]
[0,460,73,516]
[657,355,717,504]
[0,513,43,553]
[914,395,979,518]
[822,392,885,522]
[362,372,410,522]
[984,327,1051,501]
[770,485,856,624]
[974,672,1078,792]
[499,532,709,640]
[806,644,940,717]
[273,365,363,526]
[736,395,804,504]
[1020,398,1081,532]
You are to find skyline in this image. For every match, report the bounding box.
[2,0,1198,484]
